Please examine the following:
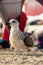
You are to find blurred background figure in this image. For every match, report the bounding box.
[37,31,43,49]
[0,17,10,49]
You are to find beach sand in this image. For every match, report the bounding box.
[0,49,43,65]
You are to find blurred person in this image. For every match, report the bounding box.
[0,22,10,49]
[37,31,43,49]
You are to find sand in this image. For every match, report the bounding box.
[0,49,43,65]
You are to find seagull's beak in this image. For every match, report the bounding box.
[9,23,12,27]
[8,22,11,27]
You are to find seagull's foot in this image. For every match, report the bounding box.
[10,45,14,50]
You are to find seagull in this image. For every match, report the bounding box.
[9,19,34,50]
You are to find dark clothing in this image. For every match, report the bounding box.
[38,35,43,49]
[0,39,10,49]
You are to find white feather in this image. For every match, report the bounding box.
[9,19,29,50]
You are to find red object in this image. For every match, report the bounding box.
[2,26,10,42]
[19,12,27,32]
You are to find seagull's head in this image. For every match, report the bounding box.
[9,19,19,28]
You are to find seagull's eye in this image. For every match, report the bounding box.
[13,21,16,23]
